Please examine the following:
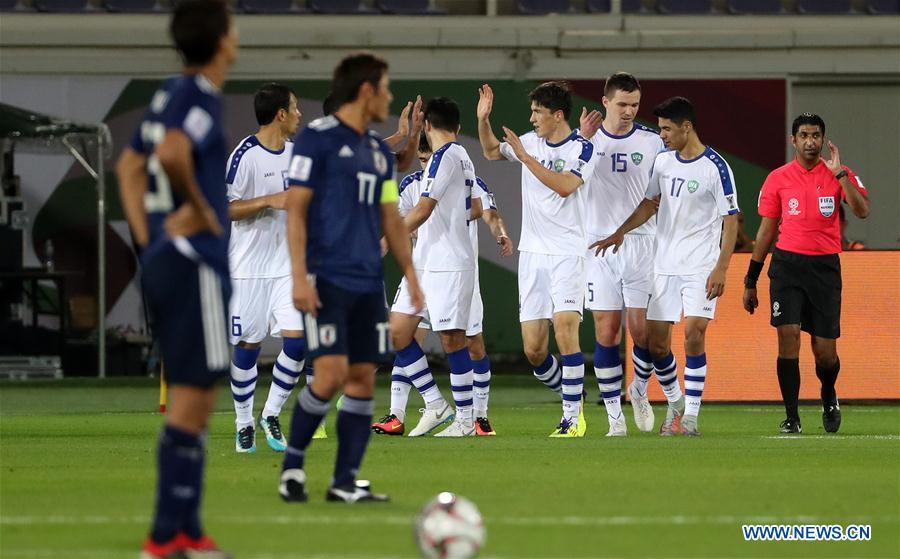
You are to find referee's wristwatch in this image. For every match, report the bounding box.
[834,169,848,180]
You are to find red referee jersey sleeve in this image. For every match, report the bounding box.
[757,172,782,218]
[842,166,868,200]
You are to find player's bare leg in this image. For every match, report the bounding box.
[434,329,476,437]
[776,324,802,433]
[592,310,627,436]
[811,336,841,433]
[648,319,684,436]
[681,316,710,436]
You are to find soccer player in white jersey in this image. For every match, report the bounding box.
[591,97,740,437]
[477,82,596,437]
[373,135,512,436]
[403,97,483,437]
[226,83,321,453]
[373,133,455,437]
[577,73,666,436]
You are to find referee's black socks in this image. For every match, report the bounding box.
[776,357,801,420]
[815,358,841,407]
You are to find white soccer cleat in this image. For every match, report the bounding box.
[433,417,476,437]
[408,402,455,437]
[606,414,627,437]
[628,381,655,432]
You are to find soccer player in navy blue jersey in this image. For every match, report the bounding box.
[279,52,423,503]
[116,2,237,557]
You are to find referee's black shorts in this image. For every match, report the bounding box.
[768,248,841,339]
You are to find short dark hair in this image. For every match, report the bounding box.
[653,96,696,127]
[529,81,572,120]
[170,0,230,67]
[331,52,389,108]
[322,93,337,117]
[791,112,826,136]
[254,83,295,126]
[417,132,431,153]
[604,72,641,98]
[424,97,460,133]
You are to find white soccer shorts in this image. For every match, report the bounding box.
[646,273,718,323]
[466,274,484,337]
[229,275,304,345]
[422,269,475,332]
[585,234,655,311]
[518,252,585,322]
[391,269,431,328]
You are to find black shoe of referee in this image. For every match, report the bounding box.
[779,417,802,434]
[822,402,842,433]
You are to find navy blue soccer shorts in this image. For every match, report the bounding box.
[142,243,232,388]
[303,276,390,365]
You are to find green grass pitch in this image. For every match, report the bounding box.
[1,376,897,558]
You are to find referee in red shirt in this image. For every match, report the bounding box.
[742,113,869,434]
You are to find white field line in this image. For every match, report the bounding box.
[2,513,897,528]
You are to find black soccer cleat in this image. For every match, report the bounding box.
[779,417,802,434]
[822,403,842,433]
[326,480,390,503]
[279,469,308,503]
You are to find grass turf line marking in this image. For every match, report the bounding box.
[761,434,900,440]
[3,514,897,527]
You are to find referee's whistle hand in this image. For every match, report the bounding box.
[742,288,758,315]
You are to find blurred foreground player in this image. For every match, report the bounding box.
[116,1,237,557]
[279,53,423,503]
[742,113,869,434]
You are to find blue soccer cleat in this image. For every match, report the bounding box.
[259,415,287,452]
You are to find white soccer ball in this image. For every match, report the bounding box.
[414,492,486,559]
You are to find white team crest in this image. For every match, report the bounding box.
[319,324,337,347]
[772,302,782,317]
[788,197,801,216]
[818,196,835,217]
[373,150,388,176]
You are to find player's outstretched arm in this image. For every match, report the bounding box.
[476,84,502,161]
[482,209,513,257]
[286,186,320,315]
[590,198,658,256]
[403,197,437,234]
[115,147,150,247]
[394,96,424,173]
[707,213,739,300]
[501,126,583,197]
[742,216,778,314]
[383,200,424,312]
[229,192,287,221]
[156,130,223,238]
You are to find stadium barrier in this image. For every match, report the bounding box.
[626,251,900,402]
